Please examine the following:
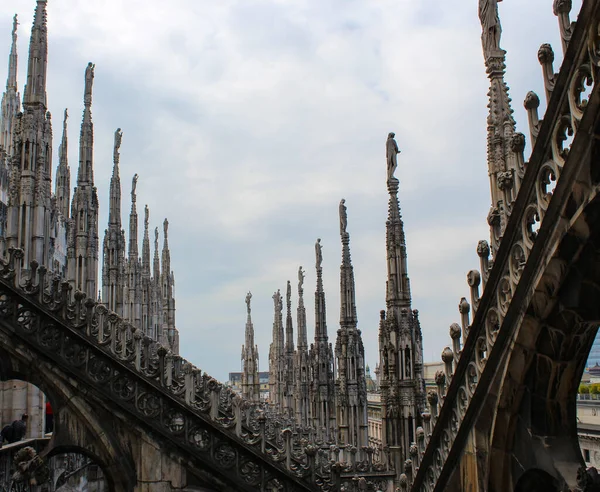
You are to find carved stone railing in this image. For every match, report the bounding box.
[0,254,318,490]
[0,249,391,491]
[411,0,600,490]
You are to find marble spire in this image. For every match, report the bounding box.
[23,1,48,107]
[55,109,70,219]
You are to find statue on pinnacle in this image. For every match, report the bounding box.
[386,132,400,181]
[113,128,123,164]
[245,291,252,315]
[315,238,323,270]
[479,0,503,55]
[339,199,347,235]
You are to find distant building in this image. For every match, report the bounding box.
[228,371,270,400]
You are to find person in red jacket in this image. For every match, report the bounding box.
[45,401,53,434]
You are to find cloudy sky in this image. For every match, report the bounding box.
[0,0,582,381]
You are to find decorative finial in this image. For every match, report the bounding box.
[478,0,503,56]
[113,128,123,164]
[315,238,323,269]
[131,173,138,202]
[63,108,68,127]
[163,218,169,238]
[245,291,252,315]
[386,132,400,181]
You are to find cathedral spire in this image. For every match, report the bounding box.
[153,226,160,280]
[109,129,122,227]
[338,199,357,330]
[128,174,138,260]
[285,280,294,354]
[297,266,308,350]
[6,15,18,91]
[314,238,328,341]
[23,1,48,107]
[77,63,95,185]
[335,199,367,450]
[385,177,412,310]
[1,14,21,155]
[161,218,170,278]
[269,289,285,408]
[142,205,151,276]
[55,109,70,218]
[479,0,518,256]
[241,291,260,401]
[310,237,336,440]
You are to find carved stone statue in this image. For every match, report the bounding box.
[84,62,95,100]
[164,218,169,238]
[339,199,347,235]
[144,205,149,228]
[154,227,159,249]
[273,289,282,312]
[113,128,123,163]
[131,173,138,202]
[479,0,502,54]
[386,132,400,180]
[12,14,18,42]
[298,266,305,291]
[315,238,322,270]
[245,291,252,314]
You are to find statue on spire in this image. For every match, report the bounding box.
[298,266,305,292]
[12,14,18,42]
[144,205,149,229]
[163,218,169,239]
[479,0,503,55]
[273,289,282,312]
[113,128,123,164]
[245,291,252,315]
[339,199,347,235]
[386,132,400,181]
[154,227,159,249]
[131,173,138,202]
[315,238,323,269]
[84,62,95,103]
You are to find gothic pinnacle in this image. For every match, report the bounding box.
[23,0,48,107]
[55,108,70,219]
[77,62,95,185]
[286,280,294,354]
[128,174,139,260]
[142,205,151,275]
[108,129,123,227]
[6,14,18,91]
[314,238,328,342]
[297,266,307,349]
[339,199,357,329]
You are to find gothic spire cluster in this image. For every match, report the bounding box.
[238,132,424,472]
[0,2,179,354]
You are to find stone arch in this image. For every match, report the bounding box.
[0,335,136,491]
[486,192,600,490]
[45,445,108,489]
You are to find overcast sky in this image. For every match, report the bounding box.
[0,0,582,381]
